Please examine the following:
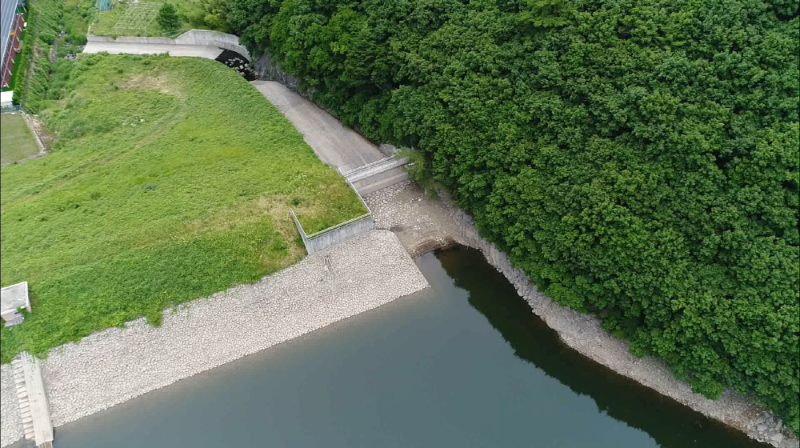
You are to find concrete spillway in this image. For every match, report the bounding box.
[11,353,53,448]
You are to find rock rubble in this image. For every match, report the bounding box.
[0,365,22,446]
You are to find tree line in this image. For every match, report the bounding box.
[226,0,799,431]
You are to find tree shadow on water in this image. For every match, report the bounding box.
[434,246,764,448]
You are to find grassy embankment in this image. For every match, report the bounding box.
[13,0,91,112]
[0,115,40,164]
[0,54,366,363]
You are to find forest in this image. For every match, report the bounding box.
[201,0,800,432]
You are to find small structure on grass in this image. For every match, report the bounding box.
[1,281,31,326]
[1,90,14,108]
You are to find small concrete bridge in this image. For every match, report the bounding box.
[341,156,409,195]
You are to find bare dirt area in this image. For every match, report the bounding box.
[364,181,797,448]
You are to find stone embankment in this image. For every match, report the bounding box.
[364,181,797,448]
[0,364,22,447]
[0,231,428,447]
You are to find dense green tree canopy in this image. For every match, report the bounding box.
[157,3,180,34]
[228,0,800,430]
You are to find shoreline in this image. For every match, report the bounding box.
[1,181,795,448]
[364,181,797,448]
[0,230,428,447]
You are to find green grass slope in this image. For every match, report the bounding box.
[0,114,40,165]
[0,54,366,362]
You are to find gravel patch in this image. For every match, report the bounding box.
[365,181,797,448]
[1,230,427,447]
[0,364,22,447]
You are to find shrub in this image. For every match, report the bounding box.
[157,3,179,35]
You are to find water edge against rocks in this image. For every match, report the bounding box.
[17,246,766,448]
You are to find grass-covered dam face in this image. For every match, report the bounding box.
[0,53,366,363]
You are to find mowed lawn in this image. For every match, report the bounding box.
[1,114,40,165]
[0,54,366,362]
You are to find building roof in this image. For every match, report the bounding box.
[1,0,21,75]
[1,281,30,314]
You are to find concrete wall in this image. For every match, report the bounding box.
[87,30,251,60]
[289,178,374,254]
[291,211,374,255]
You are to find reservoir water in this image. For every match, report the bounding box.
[32,247,762,448]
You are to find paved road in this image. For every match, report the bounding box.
[251,80,384,173]
[83,42,223,59]
[1,0,19,78]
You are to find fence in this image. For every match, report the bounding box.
[290,180,374,254]
[0,104,22,112]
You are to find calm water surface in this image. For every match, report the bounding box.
[35,247,762,448]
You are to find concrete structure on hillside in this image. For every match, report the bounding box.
[342,156,410,195]
[83,30,251,61]
[1,90,14,108]
[1,281,30,326]
[253,79,411,253]
[290,179,375,254]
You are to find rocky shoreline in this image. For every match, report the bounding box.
[1,181,795,448]
[0,231,428,447]
[364,181,797,448]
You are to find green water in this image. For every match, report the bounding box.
[40,246,762,448]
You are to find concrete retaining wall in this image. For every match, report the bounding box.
[291,180,374,254]
[291,211,374,255]
[87,30,251,60]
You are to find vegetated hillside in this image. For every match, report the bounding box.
[0,54,366,363]
[229,0,800,430]
[13,0,91,111]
